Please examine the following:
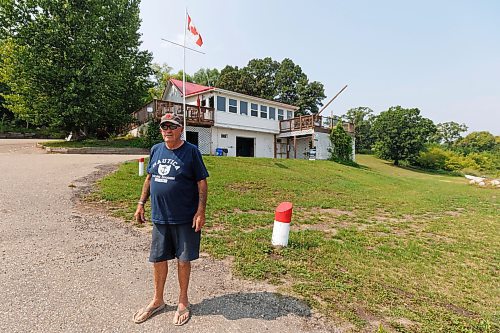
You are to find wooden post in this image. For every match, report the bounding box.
[286,137,290,159]
[274,135,277,159]
[293,136,297,159]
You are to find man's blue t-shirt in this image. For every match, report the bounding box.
[147,141,209,224]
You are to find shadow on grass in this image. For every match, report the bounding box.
[193,292,311,320]
[397,165,462,177]
[274,162,289,169]
[331,158,370,171]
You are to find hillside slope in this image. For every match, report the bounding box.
[96,155,499,332]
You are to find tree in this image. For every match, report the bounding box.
[245,57,279,100]
[170,70,193,83]
[148,63,172,100]
[372,106,436,165]
[294,79,325,114]
[329,122,352,161]
[454,131,496,154]
[217,65,254,96]
[342,107,375,153]
[0,81,12,125]
[433,121,468,147]
[192,68,220,87]
[1,0,153,137]
[216,57,325,114]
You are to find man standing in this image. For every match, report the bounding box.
[133,113,209,326]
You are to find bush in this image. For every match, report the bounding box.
[467,152,497,171]
[415,146,500,177]
[416,147,449,170]
[329,122,352,161]
[445,154,479,171]
[140,119,163,149]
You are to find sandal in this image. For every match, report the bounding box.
[133,303,165,324]
[172,306,191,326]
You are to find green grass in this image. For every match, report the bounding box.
[42,137,144,148]
[91,155,499,332]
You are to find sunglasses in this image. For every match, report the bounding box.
[160,123,180,130]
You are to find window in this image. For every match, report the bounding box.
[287,110,293,119]
[217,96,226,112]
[228,99,237,113]
[260,105,267,118]
[269,107,276,120]
[278,109,284,120]
[221,134,228,139]
[251,103,258,117]
[240,101,248,115]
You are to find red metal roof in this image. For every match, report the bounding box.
[170,79,214,96]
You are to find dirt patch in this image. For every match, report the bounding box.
[226,181,267,193]
[70,163,121,202]
[232,208,268,214]
[296,223,338,235]
[310,208,355,217]
[421,232,455,243]
[444,211,462,217]
[443,303,477,318]
[390,317,416,329]
[354,307,398,332]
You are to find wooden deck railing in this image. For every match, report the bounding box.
[279,115,354,134]
[132,99,214,128]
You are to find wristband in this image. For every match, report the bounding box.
[138,201,145,205]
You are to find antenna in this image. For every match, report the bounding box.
[317,85,348,115]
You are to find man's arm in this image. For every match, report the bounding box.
[192,179,208,232]
[134,174,151,224]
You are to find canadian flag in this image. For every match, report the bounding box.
[187,14,203,47]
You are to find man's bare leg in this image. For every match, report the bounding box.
[174,260,191,324]
[135,261,168,322]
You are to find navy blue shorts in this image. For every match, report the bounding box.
[149,222,201,262]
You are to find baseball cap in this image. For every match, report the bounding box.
[159,113,184,127]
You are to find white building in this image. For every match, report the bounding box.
[131,79,355,160]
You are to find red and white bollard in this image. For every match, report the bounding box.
[272,202,293,246]
[138,157,145,176]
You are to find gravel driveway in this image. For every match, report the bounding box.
[0,139,337,333]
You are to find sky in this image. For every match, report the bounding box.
[138,0,500,135]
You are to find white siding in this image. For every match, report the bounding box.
[294,137,310,159]
[315,132,332,160]
[211,127,275,158]
[211,92,294,133]
[215,111,279,134]
[164,85,183,103]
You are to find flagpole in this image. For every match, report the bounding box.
[182,8,187,140]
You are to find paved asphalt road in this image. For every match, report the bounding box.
[0,139,337,333]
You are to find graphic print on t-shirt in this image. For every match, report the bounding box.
[158,164,171,176]
[151,158,181,183]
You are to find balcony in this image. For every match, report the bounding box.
[279,115,354,135]
[132,99,214,128]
